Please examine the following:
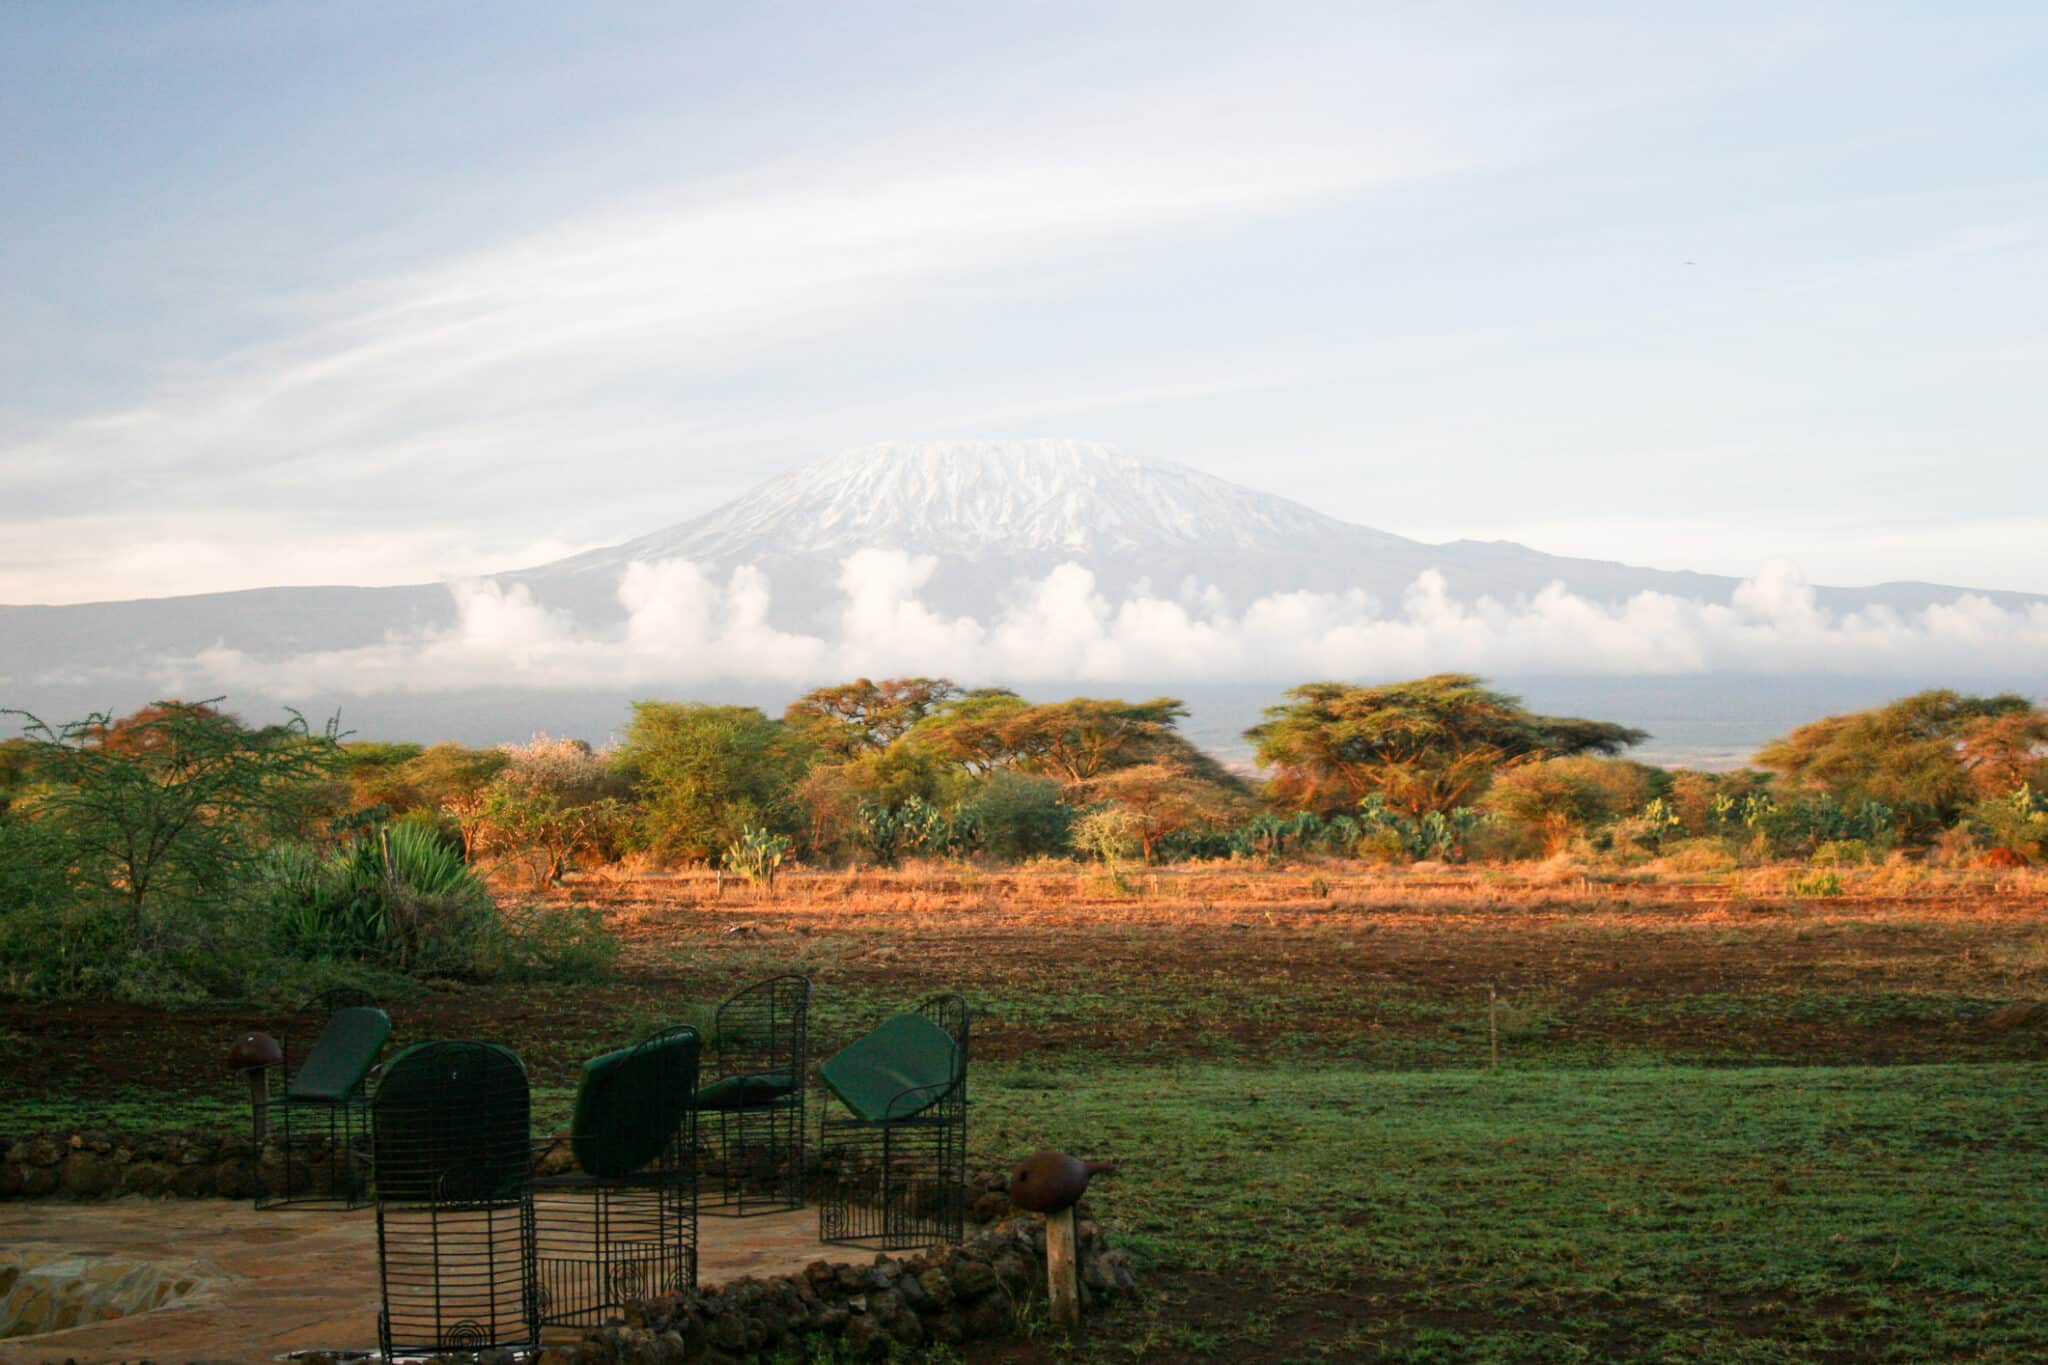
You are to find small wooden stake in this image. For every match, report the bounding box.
[1046,1206,1080,1330]
[1489,985,1500,1071]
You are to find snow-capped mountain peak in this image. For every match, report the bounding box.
[593,439,1405,565]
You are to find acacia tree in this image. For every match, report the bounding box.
[618,702,806,863]
[480,734,628,885]
[1073,731,1254,862]
[2,700,343,933]
[912,693,1189,786]
[402,743,511,858]
[1081,758,1250,863]
[1247,674,1646,819]
[782,677,960,760]
[1755,689,2048,838]
[909,690,1033,775]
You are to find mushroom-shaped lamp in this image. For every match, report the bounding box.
[1008,1148,1117,1214]
[1009,1149,1118,1330]
[227,1031,283,1142]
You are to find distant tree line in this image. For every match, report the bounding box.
[3,676,2043,1003]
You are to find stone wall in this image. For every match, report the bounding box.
[0,1132,265,1201]
[2,1130,1031,1219]
[547,1213,1137,1365]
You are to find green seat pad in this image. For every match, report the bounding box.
[690,1071,800,1112]
[819,1014,960,1123]
[571,1030,701,1178]
[371,1041,529,1204]
[286,1006,392,1103]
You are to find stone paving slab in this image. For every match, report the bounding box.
[0,1199,844,1364]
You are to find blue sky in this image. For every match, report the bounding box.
[3,2,2045,604]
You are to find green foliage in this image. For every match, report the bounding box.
[1967,784,2048,862]
[1248,673,1646,819]
[0,811,116,996]
[1072,803,1144,866]
[958,770,1072,860]
[724,825,792,885]
[853,795,970,865]
[620,702,804,862]
[1355,795,1482,862]
[1756,689,2047,839]
[1,700,344,934]
[267,822,496,972]
[913,692,1188,784]
[781,677,960,760]
[263,820,618,983]
[0,737,37,813]
[1481,759,1619,855]
[395,742,509,857]
[483,782,627,886]
[477,734,629,884]
[1791,870,1846,898]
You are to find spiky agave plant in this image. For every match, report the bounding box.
[268,823,493,970]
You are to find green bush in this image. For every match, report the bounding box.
[1967,785,2048,863]
[961,771,1072,861]
[1791,870,1845,898]
[1073,804,1144,866]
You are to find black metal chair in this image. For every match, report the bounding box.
[533,1025,702,1328]
[371,1040,538,1359]
[816,993,969,1250]
[255,987,391,1210]
[691,974,811,1216]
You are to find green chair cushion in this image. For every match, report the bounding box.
[690,1071,800,1112]
[571,1030,701,1179]
[819,1013,960,1123]
[371,1040,529,1204]
[286,1006,392,1103]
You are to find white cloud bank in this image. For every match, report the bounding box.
[166,551,2048,697]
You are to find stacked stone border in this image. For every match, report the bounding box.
[546,1214,1137,1365]
[0,1132,264,1201]
[2,1131,1053,1217]
[3,1135,1141,1361]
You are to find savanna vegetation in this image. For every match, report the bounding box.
[2,676,2044,1007]
[3,678,2046,1360]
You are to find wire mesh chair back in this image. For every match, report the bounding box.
[536,1025,702,1327]
[714,974,810,1086]
[700,974,811,1216]
[818,993,970,1251]
[916,991,969,1117]
[372,1040,537,1358]
[254,987,384,1209]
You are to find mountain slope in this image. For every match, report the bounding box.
[516,439,2034,623]
[5,440,2043,717]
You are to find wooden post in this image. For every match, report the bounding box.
[246,1068,271,1145]
[1489,985,1500,1071]
[1046,1206,1080,1330]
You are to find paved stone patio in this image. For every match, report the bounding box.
[0,1199,844,1363]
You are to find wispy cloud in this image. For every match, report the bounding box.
[5,107,1424,493]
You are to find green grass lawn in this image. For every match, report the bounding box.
[969,1060,2048,1362]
